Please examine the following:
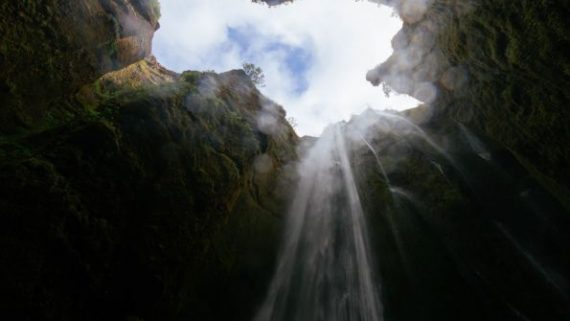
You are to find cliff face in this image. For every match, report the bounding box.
[0,2,298,319]
[0,58,298,320]
[1,1,569,321]
[367,0,570,208]
[345,110,569,321]
[0,0,160,133]
[361,2,570,318]
[261,2,569,320]
[253,0,570,206]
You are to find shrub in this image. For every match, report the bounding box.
[242,63,266,87]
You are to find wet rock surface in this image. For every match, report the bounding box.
[0,1,569,321]
[367,0,570,209]
[0,60,298,321]
[345,110,569,321]
[0,0,160,133]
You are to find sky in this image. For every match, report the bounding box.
[153,0,420,136]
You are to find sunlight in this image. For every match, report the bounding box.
[153,0,420,136]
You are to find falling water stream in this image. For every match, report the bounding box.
[253,111,456,321]
[357,128,415,285]
[253,108,569,321]
[253,124,383,321]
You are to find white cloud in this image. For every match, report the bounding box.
[153,0,420,136]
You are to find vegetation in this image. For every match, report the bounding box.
[381,82,393,98]
[1,1,569,321]
[434,0,570,207]
[149,0,161,19]
[286,116,298,129]
[242,62,266,87]
[0,61,298,320]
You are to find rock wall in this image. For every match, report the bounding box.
[367,0,570,208]
[346,110,569,321]
[1,0,568,321]
[361,3,570,319]
[0,59,298,320]
[252,0,570,208]
[0,2,298,319]
[0,0,160,133]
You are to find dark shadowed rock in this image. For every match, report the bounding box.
[0,0,568,321]
[0,60,298,321]
[367,0,570,209]
[0,0,160,133]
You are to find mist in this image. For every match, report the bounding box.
[153,0,420,136]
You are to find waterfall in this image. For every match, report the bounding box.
[253,124,383,321]
[457,122,492,161]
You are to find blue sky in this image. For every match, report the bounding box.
[227,26,312,94]
[153,0,419,136]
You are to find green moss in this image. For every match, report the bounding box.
[180,70,201,85]
[510,149,570,212]
[434,0,570,194]
[149,0,161,19]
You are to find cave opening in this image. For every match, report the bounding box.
[153,0,420,136]
[0,1,568,321]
